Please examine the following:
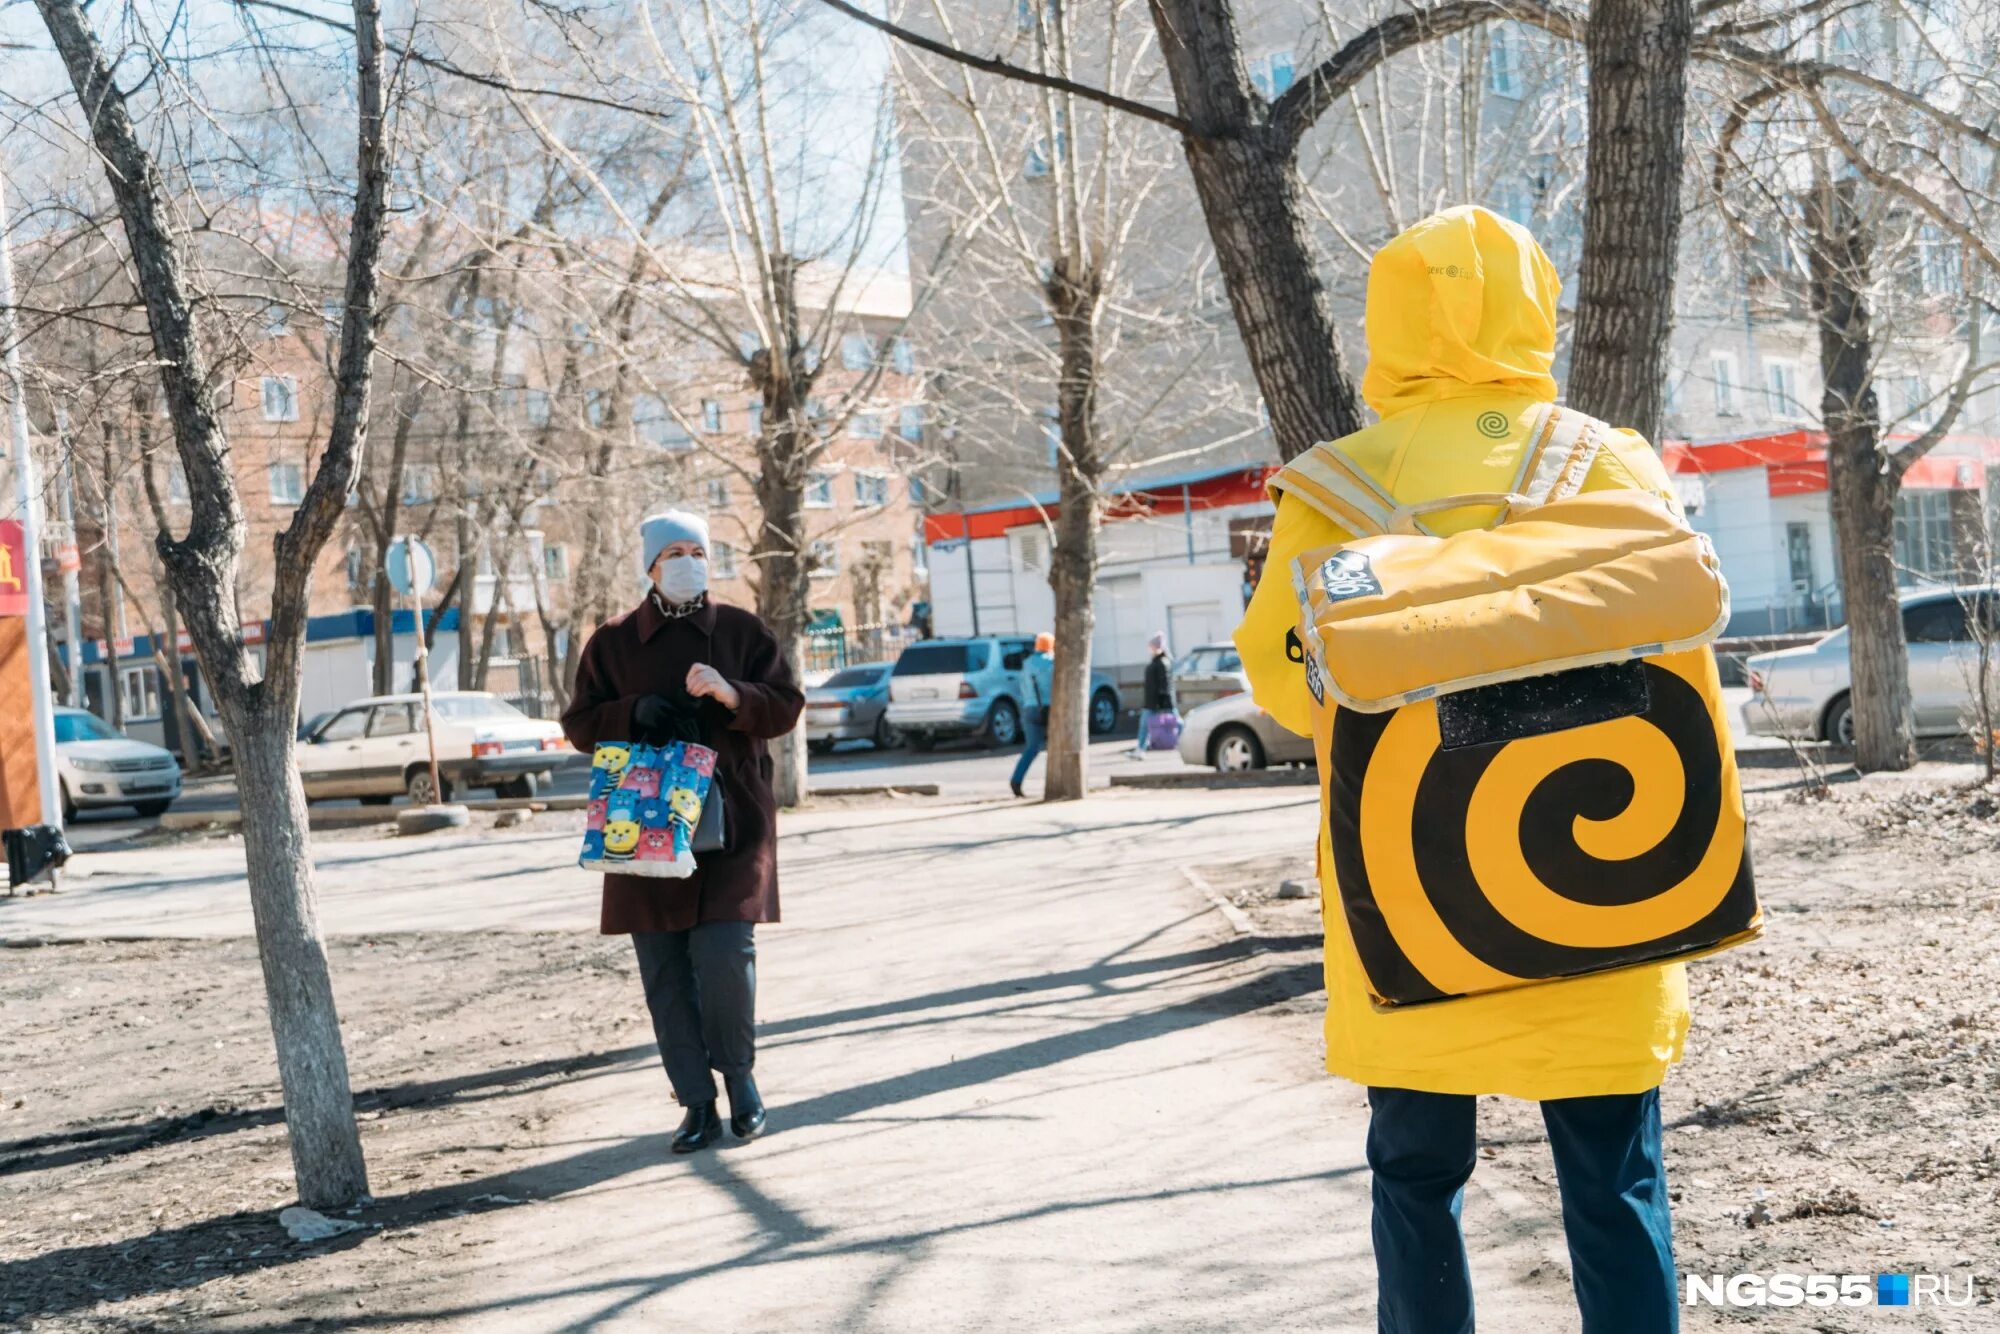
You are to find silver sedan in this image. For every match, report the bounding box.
[1743,587,1998,744]
[1175,691,1316,771]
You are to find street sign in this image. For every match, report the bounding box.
[386,537,437,597]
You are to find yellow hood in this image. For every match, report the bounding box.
[1361,206,1561,417]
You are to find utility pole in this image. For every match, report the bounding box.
[0,169,66,840]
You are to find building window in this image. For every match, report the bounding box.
[704,478,730,509]
[263,304,290,339]
[322,299,344,329]
[524,388,552,428]
[121,664,162,722]
[269,461,305,507]
[899,404,924,441]
[806,471,835,508]
[713,541,740,579]
[1763,360,1801,420]
[1025,124,1067,179]
[1894,489,1954,583]
[261,375,299,422]
[851,411,884,439]
[1918,227,1956,295]
[1711,352,1739,416]
[635,394,692,450]
[889,337,916,375]
[1018,528,1045,573]
[840,334,876,370]
[810,539,840,577]
[855,472,890,508]
[747,400,764,435]
[1040,405,1062,467]
[912,532,929,575]
[401,465,436,506]
[701,399,724,433]
[1488,23,1522,98]
[1249,49,1296,98]
[544,543,569,581]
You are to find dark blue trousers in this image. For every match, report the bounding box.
[1366,1085,1677,1334]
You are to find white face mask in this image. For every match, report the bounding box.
[655,554,709,604]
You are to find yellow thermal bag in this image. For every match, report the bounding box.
[1277,402,1763,1007]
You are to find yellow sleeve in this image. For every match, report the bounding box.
[1233,493,1344,739]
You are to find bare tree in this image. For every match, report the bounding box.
[30,0,396,1205]
[895,0,1239,798]
[1700,7,2000,771]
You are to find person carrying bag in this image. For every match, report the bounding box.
[1236,207,1760,1334]
[561,510,804,1154]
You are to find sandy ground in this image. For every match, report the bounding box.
[4,780,1996,1330]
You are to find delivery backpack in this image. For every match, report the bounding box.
[1273,402,1762,1008]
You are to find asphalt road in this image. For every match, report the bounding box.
[55,687,1769,852]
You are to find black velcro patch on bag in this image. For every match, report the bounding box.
[1435,661,1651,752]
[1318,550,1383,603]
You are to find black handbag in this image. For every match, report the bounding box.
[693,772,727,853]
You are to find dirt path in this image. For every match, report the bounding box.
[7,781,1993,1330]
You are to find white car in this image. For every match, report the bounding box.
[1744,586,1999,744]
[1175,692,1316,771]
[297,692,567,804]
[53,706,183,819]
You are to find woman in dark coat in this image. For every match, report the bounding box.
[561,510,804,1153]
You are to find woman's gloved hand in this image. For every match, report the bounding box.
[632,694,676,743]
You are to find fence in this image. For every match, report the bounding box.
[806,622,922,676]
[486,655,560,719]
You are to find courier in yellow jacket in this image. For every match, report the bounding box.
[1238,208,1691,1101]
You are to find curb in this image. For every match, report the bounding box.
[1110,768,1317,789]
[808,784,941,798]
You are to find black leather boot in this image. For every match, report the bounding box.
[725,1073,766,1140]
[672,1101,723,1154]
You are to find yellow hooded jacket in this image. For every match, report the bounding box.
[1236,207,1690,1099]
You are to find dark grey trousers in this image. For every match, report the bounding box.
[631,923,756,1105]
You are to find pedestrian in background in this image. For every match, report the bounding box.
[1010,632,1054,797]
[561,510,804,1154]
[1130,632,1177,756]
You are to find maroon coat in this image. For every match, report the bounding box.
[561,596,804,933]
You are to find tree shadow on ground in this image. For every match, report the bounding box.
[2,930,1325,1323]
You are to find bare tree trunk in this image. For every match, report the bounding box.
[1808,174,1915,773]
[1565,0,1691,444]
[94,543,123,728]
[1043,254,1104,801]
[748,254,815,809]
[33,0,388,1206]
[1146,0,1364,461]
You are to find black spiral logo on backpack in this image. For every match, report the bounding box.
[1326,656,1758,1005]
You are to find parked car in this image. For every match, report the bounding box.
[806,662,898,753]
[297,691,567,803]
[1172,643,1249,711]
[1744,586,2000,744]
[53,706,183,820]
[1176,692,1315,772]
[886,637,1123,751]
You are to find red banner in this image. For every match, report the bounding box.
[0,521,27,618]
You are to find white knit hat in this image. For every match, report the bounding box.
[640,509,711,576]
